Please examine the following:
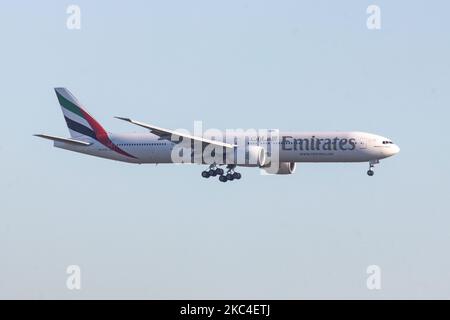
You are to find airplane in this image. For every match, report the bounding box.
[35,88,400,182]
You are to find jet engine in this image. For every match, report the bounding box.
[262,161,296,174]
[226,146,266,167]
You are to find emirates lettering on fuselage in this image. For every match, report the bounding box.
[281,136,357,151]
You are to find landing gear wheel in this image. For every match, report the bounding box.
[367,159,379,177]
[201,171,210,178]
[233,172,241,180]
[216,168,224,175]
[209,169,217,177]
[219,175,227,182]
[226,173,234,181]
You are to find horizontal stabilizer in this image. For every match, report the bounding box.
[34,134,92,146]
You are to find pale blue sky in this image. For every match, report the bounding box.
[1,0,449,299]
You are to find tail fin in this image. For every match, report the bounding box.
[55,88,107,139]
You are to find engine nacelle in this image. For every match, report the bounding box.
[262,161,296,174]
[225,146,266,167]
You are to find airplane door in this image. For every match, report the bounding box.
[359,138,367,149]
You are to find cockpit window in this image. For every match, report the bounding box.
[382,141,394,144]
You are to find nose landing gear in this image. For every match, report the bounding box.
[367,159,379,176]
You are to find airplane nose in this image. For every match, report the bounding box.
[393,145,400,155]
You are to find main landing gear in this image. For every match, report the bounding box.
[201,164,224,178]
[201,164,241,182]
[367,159,379,176]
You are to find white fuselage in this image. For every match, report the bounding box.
[54,131,400,165]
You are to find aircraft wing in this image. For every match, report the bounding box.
[115,117,236,149]
[34,134,92,146]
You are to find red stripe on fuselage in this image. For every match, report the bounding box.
[79,109,137,159]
